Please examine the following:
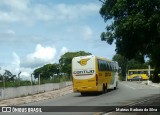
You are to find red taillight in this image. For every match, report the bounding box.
[96,74,98,85]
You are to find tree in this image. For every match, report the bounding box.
[0,74,3,81]
[100,0,160,81]
[127,59,148,70]
[59,51,91,79]
[2,70,16,82]
[33,63,60,79]
[112,54,149,80]
[112,54,127,80]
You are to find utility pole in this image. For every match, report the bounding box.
[31,73,33,85]
[39,73,41,85]
[18,72,21,86]
[148,65,151,85]
[0,67,4,88]
[1,68,6,89]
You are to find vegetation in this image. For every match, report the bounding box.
[0,51,91,88]
[33,63,60,79]
[112,54,127,81]
[59,51,91,79]
[112,54,149,81]
[33,51,91,81]
[100,0,160,82]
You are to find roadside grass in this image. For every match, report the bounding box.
[0,76,70,88]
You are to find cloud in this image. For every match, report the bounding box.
[20,71,31,80]
[6,29,15,35]
[10,45,69,73]
[0,29,16,42]
[81,26,93,40]
[60,47,69,55]
[0,0,30,23]
[0,1,100,24]
[21,44,57,68]
[11,52,20,73]
[1,0,29,11]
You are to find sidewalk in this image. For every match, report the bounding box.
[0,86,73,106]
[141,81,160,88]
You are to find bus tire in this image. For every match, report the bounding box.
[114,82,118,90]
[102,84,107,94]
[81,92,86,96]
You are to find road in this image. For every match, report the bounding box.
[1,81,160,115]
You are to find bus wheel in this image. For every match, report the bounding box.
[103,84,107,94]
[114,82,118,90]
[81,92,86,96]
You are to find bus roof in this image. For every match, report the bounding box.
[72,55,113,62]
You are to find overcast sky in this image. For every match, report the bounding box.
[0,0,116,78]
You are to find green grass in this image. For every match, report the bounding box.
[0,76,70,88]
[41,76,70,84]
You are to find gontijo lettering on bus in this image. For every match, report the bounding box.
[73,70,94,75]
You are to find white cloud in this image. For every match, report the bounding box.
[81,26,93,40]
[1,0,30,11]
[0,0,30,23]
[28,44,56,62]
[11,52,20,73]
[20,71,31,80]
[34,3,99,22]
[60,47,69,55]
[0,1,100,24]
[21,44,57,68]
[6,29,15,35]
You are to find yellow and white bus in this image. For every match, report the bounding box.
[127,69,154,81]
[72,55,119,95]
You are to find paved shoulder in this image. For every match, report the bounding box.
[119,81,159,90]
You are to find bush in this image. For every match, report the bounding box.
[152,75,160,83]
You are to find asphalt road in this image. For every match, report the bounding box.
[1,81,160,115]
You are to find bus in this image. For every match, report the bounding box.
[127,69,154,81]
[72,55,119,95]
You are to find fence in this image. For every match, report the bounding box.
[0,81,72,100]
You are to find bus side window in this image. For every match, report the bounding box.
[98,59,101,71]
[106,62,109,71]
[108,62,111,71]
[130,72,133,75]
